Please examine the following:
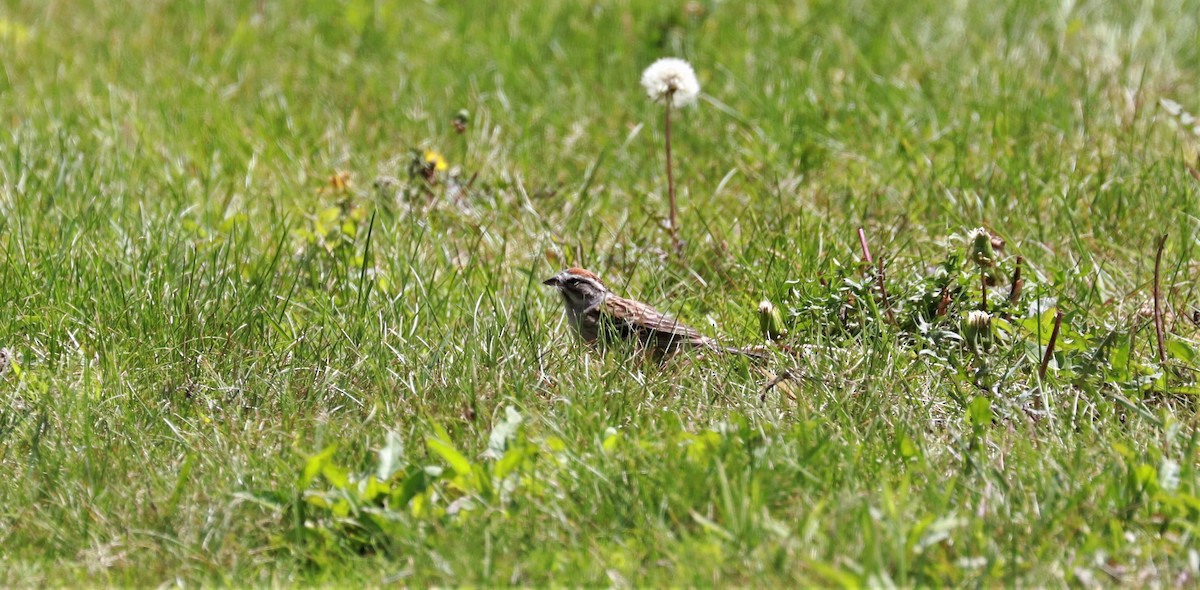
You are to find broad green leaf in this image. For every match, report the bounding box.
[1109,339,1131,380]
[301,445,338,488]
[320,462,350,489]
[1134,463,1158,493]
[394,468,435,508]
[1167,339,1198,364]
[409,490,431,518]
[429,421,454,445]
[899,435,920,459]
[805,559,862,589]
[602,431,622,453]
[426,436,472,477]
[494,445,530,481]
[967,396,993,427]
[361,476,390,502]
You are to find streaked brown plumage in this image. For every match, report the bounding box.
[542,267,761,359]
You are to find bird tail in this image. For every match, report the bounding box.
[715,343,769,360]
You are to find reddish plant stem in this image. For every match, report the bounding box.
[1035,309,1065,413]
[1008,256,1024,308]
[857,227,896,324]
[1154,233,1169,365]
[857,227,873,263]
[1038,309,1064,382]
[936,284,952,317]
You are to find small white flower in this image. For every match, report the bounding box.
[640,57,700,108]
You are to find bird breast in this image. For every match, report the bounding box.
[561,292,602,342]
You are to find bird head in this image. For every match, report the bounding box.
[543,267,609,310]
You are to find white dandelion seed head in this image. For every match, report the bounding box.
[640,57,701,108]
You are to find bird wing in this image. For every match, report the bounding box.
[599,295,710,344]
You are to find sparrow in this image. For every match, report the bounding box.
[543,267,762,359]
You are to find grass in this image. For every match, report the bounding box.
[2,0,1200,586]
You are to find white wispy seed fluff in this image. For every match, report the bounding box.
[640,57,700,108]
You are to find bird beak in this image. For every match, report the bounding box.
[542,275,560,287]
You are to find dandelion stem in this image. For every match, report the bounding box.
[664,95,679,251]
[980,272,988,312]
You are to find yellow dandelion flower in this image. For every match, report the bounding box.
[423,150,448,172]
[328,171,352,191]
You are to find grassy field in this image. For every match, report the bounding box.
[3,0,1200,586]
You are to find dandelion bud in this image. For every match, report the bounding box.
[960,310,993,352]
[969,227,995,268]
[758,300,788,341]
